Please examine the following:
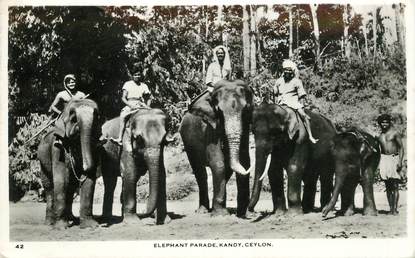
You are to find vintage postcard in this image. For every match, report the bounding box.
[0,0,414,257]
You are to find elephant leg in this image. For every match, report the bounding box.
[102,161,118,221]
[341,175,358,216]
[187,149,209,213]
[302,168,318,213]
[286,149,308,215]
[45,188,54,225]
[235,139,250,217]
[361,159,377,216]
[319,167,334,210]
[64,177,77,222]
[207,143,228,216]
[39,164,54,225]
[52,151,70,229]
[268,157,286,214]
[236,173,249,217]
[156,165,168,224]
[79,173,98,229]
[120,151,140,222]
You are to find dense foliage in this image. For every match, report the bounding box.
[8,5,406,200]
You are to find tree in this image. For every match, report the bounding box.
[343,4,351,59]
[393,3,405,50]
[310,4,321,67]
[242,5,250,76]
[249,5,257,76]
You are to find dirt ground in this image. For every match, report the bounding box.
[9,188,407,241]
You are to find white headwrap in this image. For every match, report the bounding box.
[213,45,231,73]
[63,74,76,87]
[282,59,299,78]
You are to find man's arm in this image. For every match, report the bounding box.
[297,79,307,106]
[206,64,214,92]
[121,89,132,108]
[48,93,63,114]
[394,131,404,172]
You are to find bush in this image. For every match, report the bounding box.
[9,113,50,201]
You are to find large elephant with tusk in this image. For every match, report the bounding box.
[37,99,101,229]
[180,80,254,217]
[248,103,336,215]
[100,108,172,225]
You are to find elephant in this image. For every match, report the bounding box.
[37,98,101,229]
[180,79,254,217]
[100,108,171,225]
[248,103,336,215]
[322,128,380,217]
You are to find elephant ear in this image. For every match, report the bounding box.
[284,109,300,140]
[189,91,217,129]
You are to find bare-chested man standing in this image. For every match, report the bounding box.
[377,114,405,215]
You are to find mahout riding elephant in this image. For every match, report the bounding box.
[180,80,254,217]
[100,108,172,225]
[248,103,336,215]
[322,128,380,217]
[37,99,101,229]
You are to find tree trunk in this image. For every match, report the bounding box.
[343,4,351,60]
[372,7,377,60]
[242,5,250,77]
[288,5,293,58]
[250,5,257,76]
[362,22,369,56]
[394,3,405,50]
[310,4,321,68]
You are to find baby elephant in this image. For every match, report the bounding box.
[322,128,381,217]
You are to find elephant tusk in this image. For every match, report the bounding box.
[247,162,255,174]
[259,154,272,181]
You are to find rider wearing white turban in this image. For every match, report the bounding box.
[206,45,232,92]
[273,59,318,143]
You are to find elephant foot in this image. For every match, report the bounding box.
[195,205,209,214]
[286,207,303,216]
[80,218,99,229]
[321,205,332,217]
[363,208,377,216]
[211,208,230,217]
[390,210,399,216]
[123,214,141,225]
[45,216,55,226]
[273,208,287,217]
[245,210,258,219]
[344,208,355,216]
[53,219,70,230]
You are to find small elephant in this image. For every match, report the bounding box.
[37,99,101,229]
[100,108,171,225]
[180,80,254,217]
[248,103,336,215]
[322,129,380,217]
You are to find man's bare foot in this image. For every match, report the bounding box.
[109,137,122,146]
[309,137,319,144]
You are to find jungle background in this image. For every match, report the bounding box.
[8,5,407,203]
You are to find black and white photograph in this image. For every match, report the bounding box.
[1,1,414,257]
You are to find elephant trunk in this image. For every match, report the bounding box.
[140,146,162,217]
[79,113,95,172]
[322,165,346,217]
[224,113,249,175]
[248,147,268,211]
